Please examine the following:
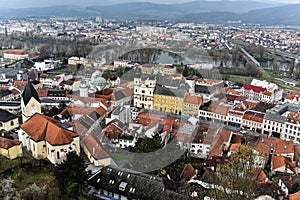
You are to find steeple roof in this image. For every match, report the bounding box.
[22,80,40,105]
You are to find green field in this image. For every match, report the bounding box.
[110,152,133,161]
[49,66,78,74]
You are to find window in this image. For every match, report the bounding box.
[0,122,2,127]
[57,151,60,159]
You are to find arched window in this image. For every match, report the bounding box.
[11,121,14,126]
[0,122,2,127]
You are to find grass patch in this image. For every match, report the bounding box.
[223,75,253,84]
[110,152,133,161]
[49,66,78,74]
[0,156,19,171]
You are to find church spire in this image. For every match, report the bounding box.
[22,79,40,106]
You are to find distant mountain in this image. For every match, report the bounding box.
[241,4,300,25]
[1,1,300,25]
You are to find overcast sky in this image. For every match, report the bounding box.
[142,0,300,3]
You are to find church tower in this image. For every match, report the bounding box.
[80,80,89,97]
[21,80,41,122]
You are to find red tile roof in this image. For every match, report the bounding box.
[243,84,266,93]
[0,137,21,149]
[289,191,300,200]
[243,111,264,123]
[21,113,79,145]
[180,164,196,180]
[183,94,202,105]
[81,134,110,160]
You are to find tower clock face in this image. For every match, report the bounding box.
[30,105,37,115]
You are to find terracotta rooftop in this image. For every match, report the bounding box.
[272,155,296,172]
[289,191,300,200]
[250,136,294,159]
[180,164,196,180]
[243,110,264,123]
[0,137,21,149]
[81,134,110,160]
[21,113,79,145]
[183,94,202,105]
[286,112,300,124]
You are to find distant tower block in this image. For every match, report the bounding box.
[80,80,89,97]
[95,16,102,23]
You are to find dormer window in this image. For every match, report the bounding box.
[119,182,127,191]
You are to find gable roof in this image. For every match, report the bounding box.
[183,94,202,105]
[243,84,266,93]
[0,137,21,149]
[22,80,40,105]
[21,113,78,146]
[0,109,17,122]
[88,165,184,200]
[81,134,110,160]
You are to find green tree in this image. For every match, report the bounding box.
[38,44,53,61]
[54,152,88,198]
[208,145,261,200]
[130,134,162,153]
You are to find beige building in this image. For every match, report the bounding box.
[0,137,22,159]
[19,113,80,165]
[81,134,115,167]
[182,94,202,116]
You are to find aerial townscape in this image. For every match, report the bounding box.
[2,1,300,200]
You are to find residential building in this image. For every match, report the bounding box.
[87,165,184,200]
[18,113,80,165]
[0,137,22,159]
[194,78,223,103]
[242,110,264,132]
[182,94,202,116]
[241,80,283,103]
[3,51,29,60]
[153,85,186,115]
[0,109,19,131]
[81,134,115,167]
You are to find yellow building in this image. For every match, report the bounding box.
[19,113,80,165]
[81,134,115,167]
[153,85,186,115]
[0,109,19,131]
[182,94,202,116]
[0,137,22,159]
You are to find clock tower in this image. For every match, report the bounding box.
[21,80,41,122]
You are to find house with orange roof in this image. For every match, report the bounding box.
[18,113,80,165]
[0,136,22,159]
[242,110,264,132]
[81,134,115,167]
[209,129,232,158]
[199,101,231,124]
[271,155,296,175]
[285,91,300,105]
[182,93,202,116]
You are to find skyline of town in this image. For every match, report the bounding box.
[1,2,300,199]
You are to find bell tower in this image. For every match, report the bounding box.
[21,80,41,122]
